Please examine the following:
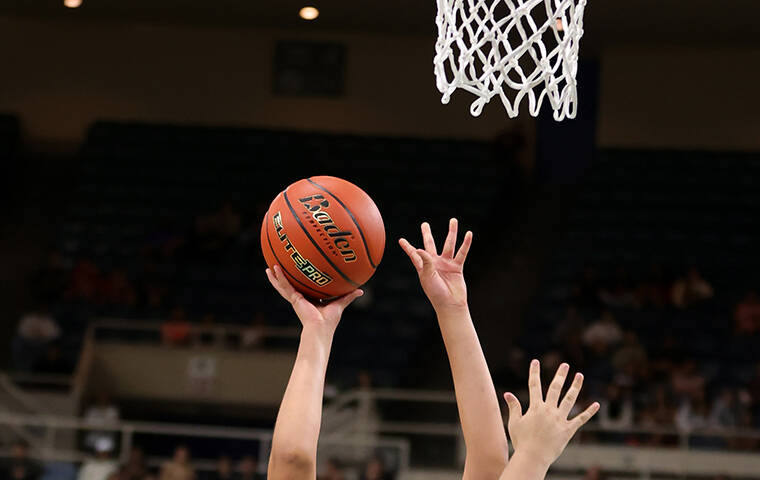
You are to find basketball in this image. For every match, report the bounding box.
[261,176,385,299]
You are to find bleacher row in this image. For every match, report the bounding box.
[56,121,522,387]
[526,149,760,381]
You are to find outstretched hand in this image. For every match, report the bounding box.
[399,218,473,313]
[265,264,363,337]
[503,360,600,468]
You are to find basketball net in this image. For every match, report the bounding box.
[434,0,587,121]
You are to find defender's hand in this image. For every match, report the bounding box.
[504,360,600,469]
[399,218,472,313]
[265,264,363,338]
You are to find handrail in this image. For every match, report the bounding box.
[0,373,52,414]
[325,388,760,443]
[0,412,411,474]
[91,318,301,339]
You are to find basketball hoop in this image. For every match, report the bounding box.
[434,0,588,121]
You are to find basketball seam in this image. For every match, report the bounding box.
[264,209,331,298]
[307,177,379,269]
[283,191,360,288]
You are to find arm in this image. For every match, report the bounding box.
[500,360,600,480]
[399,219,508,479]
[265,265,363,480]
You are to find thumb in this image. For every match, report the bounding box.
[504,392,523,424]
[332,289,364,310]
[416,249,436,277]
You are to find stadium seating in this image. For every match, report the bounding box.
[524,149,760,395]
[53,121,522,387]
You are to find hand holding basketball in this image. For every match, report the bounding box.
[399,218,473,313]
[503,360,600,469]
[265,264,363,339]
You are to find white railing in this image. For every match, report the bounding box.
[323,388,760,478]
[0,412,410,476]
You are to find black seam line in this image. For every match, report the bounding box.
[307,177,378,269]
[265,210,331,297]
[283,191,360,288]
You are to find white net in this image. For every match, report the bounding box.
[434,0,588,121]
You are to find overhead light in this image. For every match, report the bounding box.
[64,0,82,8]
[299,6,319,21]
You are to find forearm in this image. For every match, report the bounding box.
[268,326,332,478]
[498,451,550,480]
[437,307,508,475]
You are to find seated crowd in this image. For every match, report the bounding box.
[500,263,760,449]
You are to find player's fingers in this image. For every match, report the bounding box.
[265,267,289,298]
[559,372,584,418]
[271,264,300,303]
[441,218,458,258]
[503,392,523,424]
[333,289,364,310]
[454,231,473,265]
[417,249,436,277]
[528,359,543,406]
[399,238,423,270]
[545,363,570,407]
[569,402,600,433]
[421,222,438,255]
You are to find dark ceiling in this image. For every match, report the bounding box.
[1,0,759,46]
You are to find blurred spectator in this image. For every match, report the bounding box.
[159,445,194,480]
[121,447,147,480]
[66,259,101,302]
[207,456,232,480]
[599,267,639,309]
[35,343,73,374]
[12,306,61,371]
[582,310,622,348]
[84,391,120,454]
[671,360,706,399]
[0,440,42,480]
[598,384,634,430]
[748,362,760,411]
[671,267,713,308]
[235,455,262,480]
[319,458,345,480]
[612,331,647,373]
[99,270,137,309]
[162,308,191,346]
[78,441,118,480]
[582,467,606,480]
[240,313,267,349]
[675,389,710,432]
[359,457,390,480]
[636,263,671,308]
[734,291,760,334]
[709,388,740,429]
[552,306,585,346]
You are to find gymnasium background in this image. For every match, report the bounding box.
[1,1,760,479]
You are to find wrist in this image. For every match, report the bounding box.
[507,449,552,477]
[435,303,471,322]
[300,324,335,349]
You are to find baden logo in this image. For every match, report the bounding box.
[299,195,357,263]
[273,211,332,286]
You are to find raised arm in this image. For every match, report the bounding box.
[500,360,599,480]
[265,265,363,480]
[399,219,508,479]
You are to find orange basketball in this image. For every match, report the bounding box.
[261,176,385,300]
